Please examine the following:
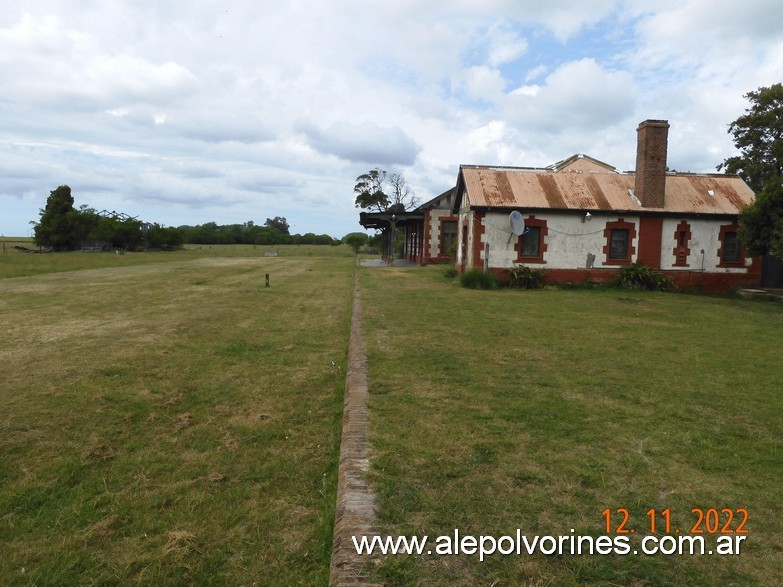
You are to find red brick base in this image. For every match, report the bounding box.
[486,266,762,293]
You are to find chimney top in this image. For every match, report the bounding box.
[637,119,670,130]
[635,119,669,208]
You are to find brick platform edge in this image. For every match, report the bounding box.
[329,271,382,587]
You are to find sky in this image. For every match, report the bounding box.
[2,1,783,238]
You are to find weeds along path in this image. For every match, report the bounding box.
[330,268,380,587]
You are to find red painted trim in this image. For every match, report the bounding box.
[424,208,432,260]
[513,215,548,264]
[717,224,745,268]
[472,212,485,269]
[637,216,663,268]
[672,220,692,267]
[460,223,468,272]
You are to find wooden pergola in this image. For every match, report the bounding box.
[359,210,425,263]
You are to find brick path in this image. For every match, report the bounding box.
[329,272,381,586]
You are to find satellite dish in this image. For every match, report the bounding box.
[509,211,526,236]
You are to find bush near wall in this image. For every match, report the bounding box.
[612,261,674,291]
[508,265,546,289]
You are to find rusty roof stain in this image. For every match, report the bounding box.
[458,166,754,215]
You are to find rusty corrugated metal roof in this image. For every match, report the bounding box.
[460,166,754,215]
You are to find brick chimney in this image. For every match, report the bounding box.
[634,119,669,208]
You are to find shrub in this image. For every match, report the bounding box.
[612,261,674,291]
[459,269,500,290]
[508,265,546,289]
[442,266,459,279]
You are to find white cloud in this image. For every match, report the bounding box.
[2,1,782,238]
[455,66,507,102]
[504,58,637,133]
[486,23,528,66]
[0,13,199,109]
[300,121,421,166]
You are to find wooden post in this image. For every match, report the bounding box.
[265,273,270,287]
[483,243,489,273]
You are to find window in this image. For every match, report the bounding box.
[440,220,458,256]
[602,218,636,265]
[673,221,692,267]
[722,232,740,262]
[609,229,629,260]
[718,224,743,267]
[520,226,541,257]
[514,216,548,263]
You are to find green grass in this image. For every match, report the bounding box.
[0,242,354,279]
[0,251,355,585]
[4,250,781,585]
[360,266,783,586]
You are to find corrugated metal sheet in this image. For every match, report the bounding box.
[460,166,754,214]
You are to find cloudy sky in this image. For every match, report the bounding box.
[2,1,782,238]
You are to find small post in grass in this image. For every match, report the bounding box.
[265,273,270,287]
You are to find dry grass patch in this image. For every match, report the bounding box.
[0,253,354,585]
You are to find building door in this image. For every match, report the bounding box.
[761,255,783,288]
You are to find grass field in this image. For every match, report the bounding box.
[0,247,355,585]
[3,248,781,586]
[0,240,353,279]
[359,266,783,586]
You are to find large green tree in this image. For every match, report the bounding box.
[33,185,88,250]
[353,168,418,213]
[720,83,783,257]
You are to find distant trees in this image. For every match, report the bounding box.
[31,185,339,251]
[721,84,783,257]
[83,211,144,250]
[264,216,290,234]
[32,185,180,251]
[354,168,419,213]
[175,221,338,246]
[146,224,184,250]
[32,185,152,251]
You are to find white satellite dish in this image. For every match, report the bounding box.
[509,211,526,236]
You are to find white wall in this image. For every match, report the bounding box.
[471,212,751,272]
[660,218,751,273]
[480,212,629,269]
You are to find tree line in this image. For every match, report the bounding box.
[174,220,338,246]
[31,185,340,251]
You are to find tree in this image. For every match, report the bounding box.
[33,185,85,250]
[738,178,783,257]
[720,84,783,192]
[343,232,369,254]
[720,84,783,256]
[354,168,418,213]
[265,216,290,234]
